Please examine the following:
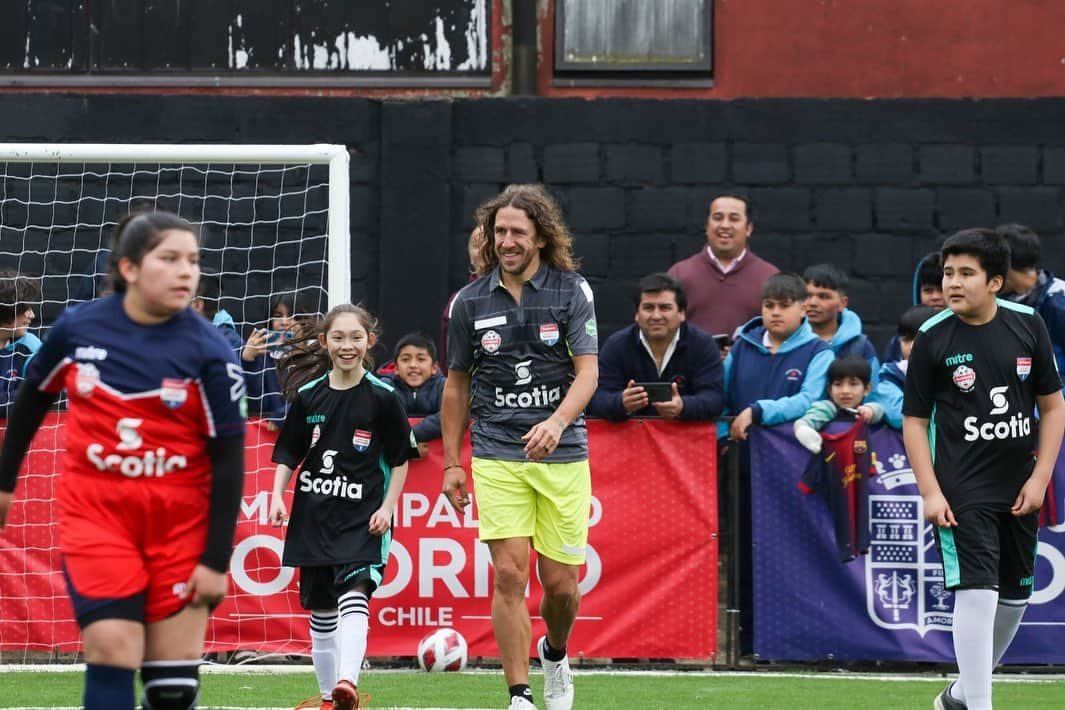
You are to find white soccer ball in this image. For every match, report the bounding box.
[416,627,468,672]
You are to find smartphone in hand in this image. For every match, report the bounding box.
[634,382,673,403]
[262,329,294,350]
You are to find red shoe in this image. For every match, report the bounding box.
[332,680,359,710]
[294,696,333,710]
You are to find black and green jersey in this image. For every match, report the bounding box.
[273,372,414,566]
[447,263,598,462]
[903,300,1062,512]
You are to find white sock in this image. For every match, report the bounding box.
[309,610,339,698]
[950,597,1029,705]
[992,598,1027,666]
[951,588,998,710]
[337,591,370,686]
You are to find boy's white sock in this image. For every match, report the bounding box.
[951,588,997,710]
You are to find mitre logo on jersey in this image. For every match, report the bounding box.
[159,378,188,409]
[539,323,560,346]
[481,330,502,354]
[1017,357,1032,381]
[75,362,100,397]
[352,429,372,452]
[74,346,108,361]
[952,364,976,392]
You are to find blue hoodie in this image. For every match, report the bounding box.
[827,308,880,387]
[721,317,833,436]
[211,308,244,357]
[0,332,41,418]
[883,253,940,362]
[869,360,907,430]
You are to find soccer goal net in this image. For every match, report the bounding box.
[0,143,350,663]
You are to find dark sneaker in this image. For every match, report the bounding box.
[934,682,967,710]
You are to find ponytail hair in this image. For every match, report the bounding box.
[109,211,197,293]
[278,303,380,399]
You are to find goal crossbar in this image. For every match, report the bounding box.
[0,142,351,308]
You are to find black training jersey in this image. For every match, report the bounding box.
[447,263,598,462]
[272,372,415,566]
[903,300,1062,511]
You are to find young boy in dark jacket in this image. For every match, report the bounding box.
[381,333,445,445]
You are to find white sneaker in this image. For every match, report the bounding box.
[509,696,536,709]
[537,635,574,710]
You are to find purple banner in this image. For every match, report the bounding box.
[751,424,1065,663]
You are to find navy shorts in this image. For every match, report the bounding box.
[934,508,1038,599]
[298,562,385,610]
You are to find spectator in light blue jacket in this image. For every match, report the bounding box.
[871,305,937,430]
[0,270,42,418]
[998,223,1065,373]
[803,263,880,387]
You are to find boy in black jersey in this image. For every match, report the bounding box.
[903,228,1065,710]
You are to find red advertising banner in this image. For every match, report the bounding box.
[0,416,717,659]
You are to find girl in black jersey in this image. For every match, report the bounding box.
[269,304,413,710]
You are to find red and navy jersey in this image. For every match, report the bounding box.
[25,294,246,488]
[798,419,877,562]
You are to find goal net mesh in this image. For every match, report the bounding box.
[0,151,341,663]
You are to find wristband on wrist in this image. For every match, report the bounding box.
[444,464,464,471]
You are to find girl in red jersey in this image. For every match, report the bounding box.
[0,211,246,710]
[270,304,413,710]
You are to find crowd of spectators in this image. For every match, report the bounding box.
[5,191,1064,446]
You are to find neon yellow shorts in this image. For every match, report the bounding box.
[472,457,591,566]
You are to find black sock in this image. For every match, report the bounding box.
[509,684,533,702]
[542,637,567,662]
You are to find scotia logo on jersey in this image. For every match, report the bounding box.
[353,429,372,452]
[160,379,188,409]
[1017,357,1032,381]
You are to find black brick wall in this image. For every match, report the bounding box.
[2,95,1065,355]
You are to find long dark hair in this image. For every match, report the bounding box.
[279,303,379,398]
[109,211,197,293]
[474,184,578,275]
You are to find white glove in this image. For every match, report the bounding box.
[793,420,823,454]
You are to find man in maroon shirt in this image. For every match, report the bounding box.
[667,195,779,346]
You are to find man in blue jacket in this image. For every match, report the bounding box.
[588,273,723,421]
